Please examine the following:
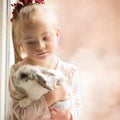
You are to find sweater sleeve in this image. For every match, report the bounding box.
[8,65,50,120]
[68,65,82,120]
[12,96,50,120]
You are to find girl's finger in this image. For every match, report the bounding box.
[50,109,56,114]
[54,108,61,112]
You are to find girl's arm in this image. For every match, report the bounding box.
[49,66,81,120]
[8,66,50,120]
[44,83,69,107]
[8,65,69,120]
[13,96,50,120]
[49,108,72,120]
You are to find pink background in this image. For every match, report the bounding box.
[47,1,120,119]
[47,0,120,62]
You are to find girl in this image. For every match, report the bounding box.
[7,0,81,119]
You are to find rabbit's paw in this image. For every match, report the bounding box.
[19,98,32,108]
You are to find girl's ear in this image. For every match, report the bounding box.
[56,27,60,37]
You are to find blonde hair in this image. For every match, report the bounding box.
[12,3,58,63]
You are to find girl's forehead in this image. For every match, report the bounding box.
[21,16,55,29]
[22,18,49,28]
[20,20,55,38]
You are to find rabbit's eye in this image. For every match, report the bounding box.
[20,73,28,79]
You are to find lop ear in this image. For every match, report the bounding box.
[36,74,53,90]
[36,75,46,86]
[42,70,55,76]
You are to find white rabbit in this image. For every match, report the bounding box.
[14,65,74,110]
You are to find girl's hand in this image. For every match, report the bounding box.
[53,82,69,101]
[44,82,69,107]
[49,108,72,120]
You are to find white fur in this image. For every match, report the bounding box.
[14,65,73,110]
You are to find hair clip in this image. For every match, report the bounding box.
[11,0,45,22]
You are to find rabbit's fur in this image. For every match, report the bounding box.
[14,65,74,110]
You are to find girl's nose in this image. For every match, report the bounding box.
[37,40,45,49]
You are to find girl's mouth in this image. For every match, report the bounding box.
[36,52,48,56]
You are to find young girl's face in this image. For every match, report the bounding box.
[20,19,59,63]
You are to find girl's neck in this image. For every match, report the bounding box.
[24,55,58,69]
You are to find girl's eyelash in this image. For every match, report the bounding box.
[25,35,52,44]
[43,35,51,41]
[43,37,48,41]
[27,41,36,44]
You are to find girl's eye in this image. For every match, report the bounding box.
[27,41,36,45]
[43,36,51,41]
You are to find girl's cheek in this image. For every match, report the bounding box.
[50,43,57,51]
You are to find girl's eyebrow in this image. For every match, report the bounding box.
[41,31,52,36]
[23,32,52,40]
[24,37,33,40]
[25,36,32,39]
[42,32,48,35]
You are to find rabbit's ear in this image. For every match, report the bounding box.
[36,75,46,85]
[37,75,52,90]
[42,69,55,76]
[44,85,53,91]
